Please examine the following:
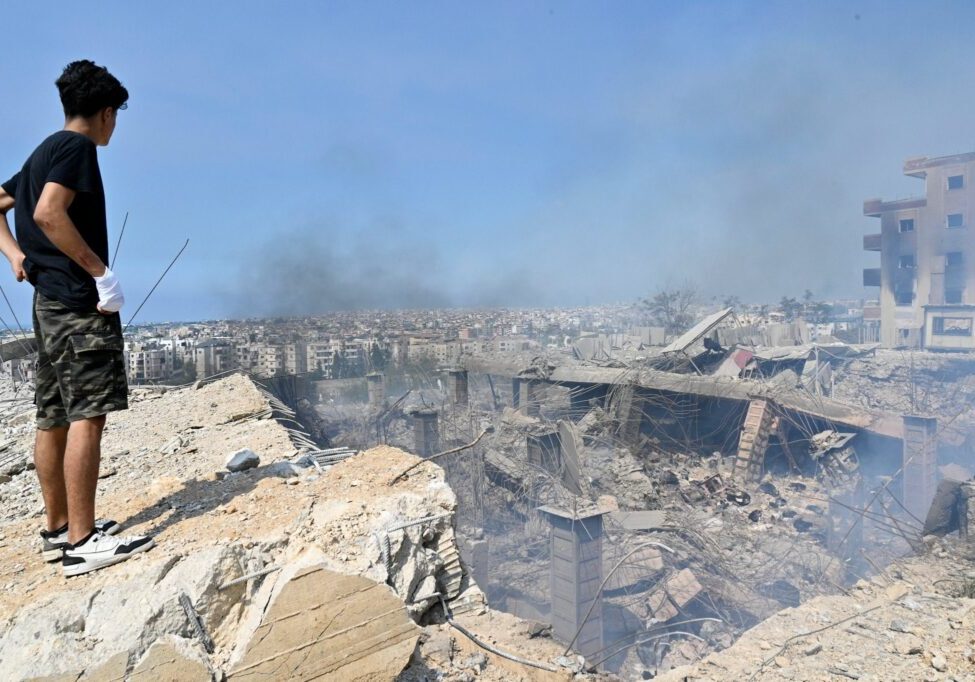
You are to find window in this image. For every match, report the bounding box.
[933,317,973,336]
[948,175,964,190]
[899,218,915,233]
[947,213,964,229]
[947,251,964,267]
[895,290,915,306]
[898,254,916,269]
[946,288,964,304]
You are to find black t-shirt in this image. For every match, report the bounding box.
[1,130,108,310]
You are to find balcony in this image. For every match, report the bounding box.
[863,233,882,251]
[863,268,882,287]
[863,196,926,217]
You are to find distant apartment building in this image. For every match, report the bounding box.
[864,152,975,350]
[256,344,286,376]
[284,341,307,375]
[124,346,173,382]
[193,339,235,377]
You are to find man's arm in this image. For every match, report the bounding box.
[33,182,106,277]
[0,186,26,282]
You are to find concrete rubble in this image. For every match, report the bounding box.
[656,537,975,682]
[0,374,581,681]
[308,311,975,679]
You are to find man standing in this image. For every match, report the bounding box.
[0,60,153,576]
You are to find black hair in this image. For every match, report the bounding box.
[55,60,129,118]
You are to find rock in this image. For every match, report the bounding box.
[422,629,454,666]
[527,621,552,638]
[0,455,27,477]
[889,619,914,634]
[457,652,487,672]
[931,653,948,671]
[266,461,303,478]
[0,546,243,681]
[226,448,260,472]
[0,474,10,484]
[804,642,822,656]
[160,436,184,455]
[891,635,923,655]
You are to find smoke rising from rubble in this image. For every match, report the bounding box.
[230,224,451,316]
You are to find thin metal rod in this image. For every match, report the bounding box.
[0,282,30,347]
[123,238,189,333]
[389,426,493,484]
[110,211,128,269]
[387,512,454,533]
[438,595,558,673]
[589,630,707,670]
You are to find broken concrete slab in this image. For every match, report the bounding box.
[80,651,130,681]
[230,565,420,681]
[129,636,210,680]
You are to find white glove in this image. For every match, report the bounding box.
[93,267,125,312]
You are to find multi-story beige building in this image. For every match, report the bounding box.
[124,347,173,382]
[864,152,975,350]
[193,339,236,378]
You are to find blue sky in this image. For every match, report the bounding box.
[1,1,973,322]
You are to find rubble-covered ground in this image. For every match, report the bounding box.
[832,349,975,453]
[0,373,587,681]
[657,536,975,682]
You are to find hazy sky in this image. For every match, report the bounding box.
[1,1,973,322]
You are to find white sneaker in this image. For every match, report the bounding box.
[62,529,155,577]
[40,519,120,562]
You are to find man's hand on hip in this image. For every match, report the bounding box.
[9,252,26,282]
[94,267,125,314]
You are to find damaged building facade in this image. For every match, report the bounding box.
[864,151,975,349]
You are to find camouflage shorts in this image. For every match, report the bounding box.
[33,291,128,429]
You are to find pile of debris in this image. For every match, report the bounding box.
[0,374,583,681]
[657,535,975,682]
[449,397,861,678]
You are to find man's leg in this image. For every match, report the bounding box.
[33,426,69,532]
[64,415,105,545]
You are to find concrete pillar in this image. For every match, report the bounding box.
[617,386,644,446]
[539,506,605,660]
[447,369,469,407]
[735,399,774,482]
[511,378,521,409]
[520,380,541,417]
[366,372,385,410]
[960,483,975,542]
[526,431,562,476]
[413,409,440,457]
[902,415,938,521]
